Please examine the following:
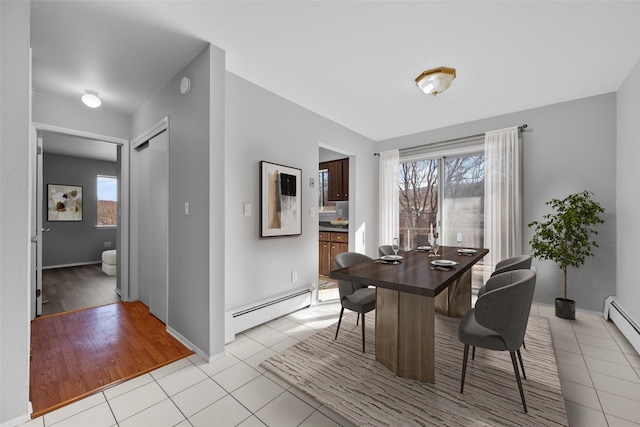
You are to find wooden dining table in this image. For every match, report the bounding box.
[330,246,488,383]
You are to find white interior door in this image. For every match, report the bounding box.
[134,130,168,323]
[148,131,168,323]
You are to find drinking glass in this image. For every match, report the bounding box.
[392,238,399,256]
[456,232,463,248]
[428,233,435,257]
[432,232,440,257]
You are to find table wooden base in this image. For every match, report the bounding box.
[375,269,472,383]
[434,268,472,317]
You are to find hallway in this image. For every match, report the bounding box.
[30,301,193,418]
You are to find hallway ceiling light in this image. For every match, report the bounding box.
[415,67,456,96]
[81,91,102,108]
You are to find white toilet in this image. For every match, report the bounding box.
[101,249,117,276]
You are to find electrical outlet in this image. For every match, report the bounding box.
[291,270,298,283]
[309,177,315,187]
[185,202,190,216]
[243,203,251,216]
[309,206,315,217]
[104,241,112,248]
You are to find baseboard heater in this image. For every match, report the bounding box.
[225,287,312,343]
[604,296,640,355]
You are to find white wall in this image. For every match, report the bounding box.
[224,72,378,312]
[616,58,640,324]
[378,93,617,313]
[42,153,118,267]
[0,1,31,424]
[131,45,226,359]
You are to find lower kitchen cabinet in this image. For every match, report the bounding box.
[319,231,349,276]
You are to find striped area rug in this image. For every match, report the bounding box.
[261,311,568,426]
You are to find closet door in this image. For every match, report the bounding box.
[147,131,169,323]
[135,130,168,323]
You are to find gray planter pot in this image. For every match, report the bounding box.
[555,297,576,319]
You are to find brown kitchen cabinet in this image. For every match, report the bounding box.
[320,158,349,201]
[319,231,349,276]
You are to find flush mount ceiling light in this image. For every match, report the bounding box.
[81,91,102,108]
[415,66,456,96]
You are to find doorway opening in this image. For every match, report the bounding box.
[32,124,130,319]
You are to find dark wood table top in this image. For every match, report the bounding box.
[330,246,489,298]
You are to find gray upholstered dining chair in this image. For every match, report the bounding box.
[378,245,404,257]
[491,254,533,277]
[458,269,536,412]
[474,254,533,357]
[334,252,376,352]
[477,255,533,298]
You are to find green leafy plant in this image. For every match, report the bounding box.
[528,191,605,300]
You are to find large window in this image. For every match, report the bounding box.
[399,153,484,250]
[97,175,117,226]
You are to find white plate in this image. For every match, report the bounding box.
[381,255,403,261]
[431,259,457,266]
[417,246,431,251]
[457,248,477,254]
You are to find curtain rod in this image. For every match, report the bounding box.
[373,124,528,156]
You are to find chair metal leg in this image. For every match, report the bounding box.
[460,344,469,393]
[361,312,365,352]
[522,339,526,349]
[517,349,526,380]
[334,307,345,341]
[356,313,360,325]
[510,351,528,413]
[472,346,476,360]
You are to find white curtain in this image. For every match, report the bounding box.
[484,127,522,280]
[379,149,399,247]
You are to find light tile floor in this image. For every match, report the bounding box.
[22,301,640,427]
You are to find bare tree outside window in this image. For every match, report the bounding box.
[399,159,438,248]
[399,154,484,249]
[442,155,484,247]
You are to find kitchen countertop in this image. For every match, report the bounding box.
[319,222,348,233]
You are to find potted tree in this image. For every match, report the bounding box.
[528,190,605,319]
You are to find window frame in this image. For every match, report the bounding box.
[96,174,118,228]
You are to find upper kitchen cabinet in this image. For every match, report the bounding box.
[320,158,349,201]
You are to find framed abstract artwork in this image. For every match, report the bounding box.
[47,184,83,222]
[260,161,302,237]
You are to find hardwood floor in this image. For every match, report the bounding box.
[42,264,120,316]
[30,301,194,418]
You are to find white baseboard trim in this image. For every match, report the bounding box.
[604,296,640,355]
[166,325,208,362]
[43,261,102,270]
[0,402,31,427]
[531,300,606,318]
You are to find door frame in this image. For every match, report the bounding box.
[31,123,130,318]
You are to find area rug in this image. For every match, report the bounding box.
[261,311,568,426]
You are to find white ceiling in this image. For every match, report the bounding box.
[31,1,640,144]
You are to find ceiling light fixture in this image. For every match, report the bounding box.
[81,91,102,108]
[415,67,456,96]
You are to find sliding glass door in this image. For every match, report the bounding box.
[441,154,484,247]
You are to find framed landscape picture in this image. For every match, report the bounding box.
[47,184,83,222]
[260,161,302,237]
